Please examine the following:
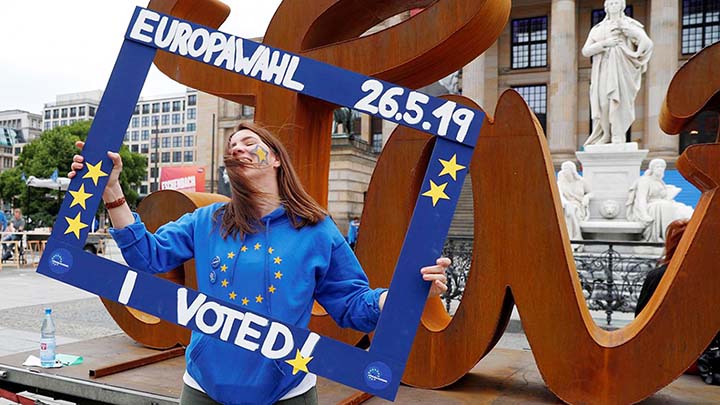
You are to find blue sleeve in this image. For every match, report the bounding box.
[108,211,196,274]
[314,240,387,333]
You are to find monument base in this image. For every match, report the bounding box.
[576,142,649,242]
[580,220,644,241]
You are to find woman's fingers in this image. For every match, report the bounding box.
[433,280,448,292]
[107,151,123,169]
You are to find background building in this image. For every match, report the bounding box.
[0,109,42,168]
[126,90,199,195]
[42,90,101,131]
[461,0,719,167]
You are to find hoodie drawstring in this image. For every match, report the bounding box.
[265,217,272,315]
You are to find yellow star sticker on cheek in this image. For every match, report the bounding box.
[69,184,93,210]
[438,154,467,181]
[241,297,249,305]
[274,271,283,279]
[227,251,235,259]
[82,161,108,186]
[252,145,268,164]
[229,291,237,300]
[221,279,229,288]
[285,349,313,375]
[64,212,89,239]
[421,180,450,207]
[254,243,261,250]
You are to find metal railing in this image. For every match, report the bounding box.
[440,237,664,325]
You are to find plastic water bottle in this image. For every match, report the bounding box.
[40,308,56,368]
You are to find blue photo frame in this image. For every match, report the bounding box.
[37,7,483,400]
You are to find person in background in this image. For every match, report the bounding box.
[635,218,720,385]
[69,122,450,404]
[0,210,7,233]
[346,216,360,250]
[2,208,25,261]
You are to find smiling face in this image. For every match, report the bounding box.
[226,129,281,186]
[228,129,279,169]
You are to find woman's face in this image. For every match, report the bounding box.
[228,129,277,167]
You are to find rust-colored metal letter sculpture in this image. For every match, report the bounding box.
[105,1,719,403]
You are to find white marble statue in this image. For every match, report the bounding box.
[582,0,653,145]
[626,159,694,242]
[558,161,591,241]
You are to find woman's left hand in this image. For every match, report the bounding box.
[422,257,450,298]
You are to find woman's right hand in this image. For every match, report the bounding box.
[68,141,124,201]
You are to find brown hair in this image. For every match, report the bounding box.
[214,122,327,240]
[659,219,690,266]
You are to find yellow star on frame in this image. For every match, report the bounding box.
[267,247,274,254]
[64,212,88,239]
[241,297,249,305]
[220,264,227,272]
[227,251,235,259]
[229,291,237,300]
[285,349,313,375]
[268,285,276,294]
[241,245,248,252]
[254,243,261,250]
[438,154,466,181]
[274,271,283,279]
[82,161,108,186]
[274,256,282,264]
[221,279,229,288]
[421,180,450,207]
[69,184,93,210]
[255,294,264,303]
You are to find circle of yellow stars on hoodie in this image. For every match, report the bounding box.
[222,242,283,305]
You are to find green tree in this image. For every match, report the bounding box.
[0,120,146,229]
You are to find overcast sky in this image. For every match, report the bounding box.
[0,1,282,113]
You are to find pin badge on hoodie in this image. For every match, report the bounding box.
[252,145,270,165]
[211,255,220,269]
[209,270,217,284]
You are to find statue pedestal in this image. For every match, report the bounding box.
[576,143,648,241]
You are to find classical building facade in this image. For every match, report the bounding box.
[461,0,719,167]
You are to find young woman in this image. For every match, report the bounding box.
[69,122,449,404]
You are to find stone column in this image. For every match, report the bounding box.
[548,0,578,160]
[645,0,679,157]
[462,54,485,106]
[482,43,499,115]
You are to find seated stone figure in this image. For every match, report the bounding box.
[626,158,694,242]
[557,161,591,241]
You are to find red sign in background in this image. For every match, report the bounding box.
[160,166,205,192]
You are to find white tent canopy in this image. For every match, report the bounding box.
[26,175,70,191]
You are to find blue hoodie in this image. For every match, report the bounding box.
[110,203,386,404]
